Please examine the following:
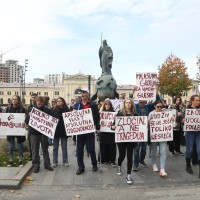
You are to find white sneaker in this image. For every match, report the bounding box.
[52,163,58,167]
[117,166,122,176]
[160,169,167,177]
[153,164,159,172]
[126,174,133,185]
[63,163,69,167]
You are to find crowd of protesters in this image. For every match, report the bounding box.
[1,89,200,185]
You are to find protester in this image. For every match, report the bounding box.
[27,93,38,161]
[184,95,200,178]
[168,96,184,156]
[25,96,53,173]
[99,99,116,166]
[148,100,168,177]
[51,97,70,167]
[133,92,160,171]
[74,88,100,175]
[111,98,137,185]
[6,95,26,167]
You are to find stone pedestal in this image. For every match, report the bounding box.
[96,74,117,100]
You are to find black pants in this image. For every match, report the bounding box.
[117,142,135,174]
[169,130,181,153]
[76,133,97,169]
[100,142,116,163]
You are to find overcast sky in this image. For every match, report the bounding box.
[0,0,200,84]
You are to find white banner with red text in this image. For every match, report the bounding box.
[100,111,117,132]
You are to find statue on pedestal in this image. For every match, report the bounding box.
[94,38,117,101]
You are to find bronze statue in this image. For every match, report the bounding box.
[99,40,113,75]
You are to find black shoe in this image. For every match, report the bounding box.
[45,166,53,171]
[33,166,40,173]
[186,166,193,174]
[76,168,85,175]
[92,166,98,171]
[140,161,147,168]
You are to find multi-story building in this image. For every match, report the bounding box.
[44,73,65,84]
[0,60,23,83]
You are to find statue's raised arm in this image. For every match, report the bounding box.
[98,40,113,75]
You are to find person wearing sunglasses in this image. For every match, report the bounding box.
[148,100,168,177]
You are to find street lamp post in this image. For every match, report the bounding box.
[21,59,28,105]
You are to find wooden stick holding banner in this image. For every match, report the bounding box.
[115,116,148,142]
[0,113,26,136]
[28,107,58,139]
[63,108,95,136]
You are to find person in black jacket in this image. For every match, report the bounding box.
[25,96,53,173]
[51,97,70,167]
[74,88,100,175]
[6,95,26,167]
[111,98,137,185]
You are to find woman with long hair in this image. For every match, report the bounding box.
[111,98,137,185]
[99,99,116,166]
[6,95,26,167]
[51,97,70,167]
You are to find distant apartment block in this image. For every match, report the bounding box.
[44,73,65,84]
[0,60,23,83]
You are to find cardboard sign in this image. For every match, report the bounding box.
[0,113,26,136]
[63,108,95,136]
[165,109,176,127]
[29,107,58,139]
[115,116,148,142]
[149,111,173,142]
[100,111,117,132]
[110,99,123,112]
[183,109,200,131]
[134,72,157,101]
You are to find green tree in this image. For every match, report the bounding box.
[158,54,192,98]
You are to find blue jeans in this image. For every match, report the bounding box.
[8,140,23,158]
[151,142,167,170]
[185,132,200,160]
[133,142,147,166]
[53,138,68,164]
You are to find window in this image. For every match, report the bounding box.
[7,91,11,95]
[0,98,3,104]
[37,92,41,95]
[44,92,48,95]
[55,91,59,95]
[0,91,4,95]
[15,91,19,95]
[8,98,10,103]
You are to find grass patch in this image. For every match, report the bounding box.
[0,152,30,167]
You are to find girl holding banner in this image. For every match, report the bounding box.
[6,95,26,167]
[148,100,168,177]
[99,99,116,166]
[111,98,137,185]
[51,97,70,167]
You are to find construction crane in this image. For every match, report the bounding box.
[0,46,19,64]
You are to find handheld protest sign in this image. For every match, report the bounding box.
[100,111,117,132]
[149,111,173,142]
[110,99,123,112]
[134,72,157,101]
[63,108,95,136]
[183,109,200,131]
[29,107,58,139]
[165,109,176,127]
[0,113,26,136]
[115,116,148,143]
